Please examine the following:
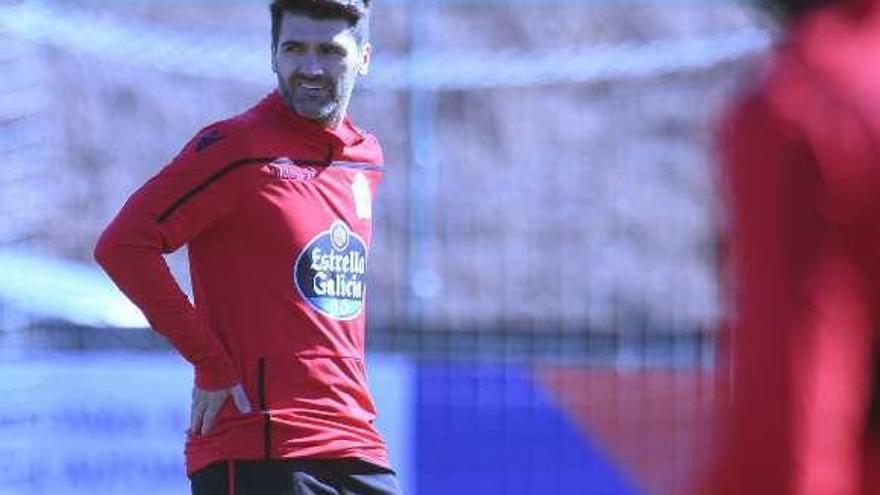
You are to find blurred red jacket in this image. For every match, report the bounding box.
[705,2,880,494]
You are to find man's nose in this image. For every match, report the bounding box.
[299,55,323,77]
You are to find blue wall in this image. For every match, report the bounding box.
[416,361,641,495]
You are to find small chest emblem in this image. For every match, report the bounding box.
[269,157,317,182]
[352,172,372,220]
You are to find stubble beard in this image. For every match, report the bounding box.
[277,73,357,128]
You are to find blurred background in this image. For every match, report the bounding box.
[0,0,771,493]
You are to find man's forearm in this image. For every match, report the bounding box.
[94,229,238,390]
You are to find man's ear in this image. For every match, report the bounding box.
[358,43,372,76]
[271,43,279,73]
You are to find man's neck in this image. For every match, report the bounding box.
[280,97,345,130]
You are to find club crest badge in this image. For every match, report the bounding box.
[352,172,372,220]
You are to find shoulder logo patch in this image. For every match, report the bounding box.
[195,128,226,152]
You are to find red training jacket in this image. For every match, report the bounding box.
[704,2,880,494]
[94,91,391,475]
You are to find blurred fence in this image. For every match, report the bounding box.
[0,1,770,493]
[0,0,767,353]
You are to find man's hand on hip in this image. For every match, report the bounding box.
[190,384,252,435]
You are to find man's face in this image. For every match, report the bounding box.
[272,11,371,128]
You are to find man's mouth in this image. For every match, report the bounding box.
[295,80,330,96]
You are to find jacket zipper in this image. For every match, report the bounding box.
[257,358,272,460]
[867,344,880,437]
[325,143,335,164]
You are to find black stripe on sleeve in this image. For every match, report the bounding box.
[155,157,383,224]
[156,157,276,223]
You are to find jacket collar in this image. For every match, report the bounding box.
[259,90,365,148]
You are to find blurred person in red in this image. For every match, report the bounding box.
[703,0,880,493]
[94,0,402,493]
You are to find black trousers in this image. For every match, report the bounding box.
[190,459,402,495]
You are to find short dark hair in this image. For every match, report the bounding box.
[270,0,371,49]
[752,0,835,23]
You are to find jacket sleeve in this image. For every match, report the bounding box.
[94,125,242,390]
[717,92,876,495]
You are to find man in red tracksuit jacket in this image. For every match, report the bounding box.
[94,1,401,493]
[702,0,880,493]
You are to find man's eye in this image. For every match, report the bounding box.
[321,46,345,56]
[284,44,305,53]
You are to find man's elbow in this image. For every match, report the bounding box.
[93,228,119,272]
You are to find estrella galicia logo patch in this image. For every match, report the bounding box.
[294,221,368,320]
